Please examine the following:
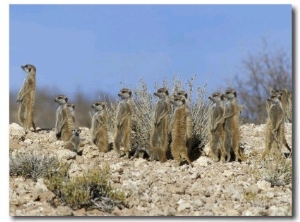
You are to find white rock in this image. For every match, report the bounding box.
[268,206,289,216]
[195,156,212,166]
[56,149,77,160]
[134,158,147,168]
[257,180,271,191]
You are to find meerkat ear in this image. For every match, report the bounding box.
[233,91,237,97]
[28,67,32,72]
[165,89,169,96]
[269,86,274,94]
[72,104,75,110]
[65,97,68,102]
[129,90,132,97]
[221,94,224,100]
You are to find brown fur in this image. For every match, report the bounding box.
[65,128,81,153]
[149,87,170,162]
[91,101,109,153]
[170,95,192,165]
[267,88,291,152]
[17,64,37,133]
[114,88,132,158]
[176,90,193,155]
[67,103,76,124]
[223,88,245,162]
[208,92,226,162]
[54,95,74,141]
[262,94,286,159]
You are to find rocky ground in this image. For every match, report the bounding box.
[9,122,293,216]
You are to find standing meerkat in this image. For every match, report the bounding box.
[65,128,81,153]
[223,88,245,162]
[262,94,286,159]
[54,95,74,141]
[149,87,170,162]
[91,101,109,153]
[170,95,192,165]
[176,90,193,155]
[67,103,76,124]
[17,64,37,133]
[208,92,227,162]
[114,88,132,158]
[267,88,291,153]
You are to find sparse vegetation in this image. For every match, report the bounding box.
[9,148,63,182]
[45,165,126,212]
[259,149,292,187]
[10,149,127,212]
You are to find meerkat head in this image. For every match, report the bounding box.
[67,103,75,111]
[176,90,188,99]
[91,101,106,111]
[118,88,132,100]
[72,128,81,137]
[208,92,224,103]
[171,95,186,107]
[21,64,36,74]
[270,88,289,99]
[55,95,68,105]
[267,94,282,104]
[224,88,237,100]
[154,87,169,99]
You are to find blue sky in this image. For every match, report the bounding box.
[9,4,292,99]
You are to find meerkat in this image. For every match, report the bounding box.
[176,90,193,154]
[131,138,150,159]
[267,88,292,153]
[67,103,76,124]
[149,87,170,162]
[65,128,81,153]
[114,88,132,158]
[91,101,109,153]
[54,95,74,141]
[169,95,192,165]
[17,64,37,133]
[262,94,286,159]
[208,92,227,162]
[223,88,245,162]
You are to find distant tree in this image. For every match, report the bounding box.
[233,40,292,124]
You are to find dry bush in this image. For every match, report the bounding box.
[132,75,209,150]
[9,148,63,182]
[260,149,292,187]
[10,148,126,211]
[46,165,126,211]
